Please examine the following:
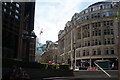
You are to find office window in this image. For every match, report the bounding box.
[10,6,12,9]
[10,12,11,15]
[15,15,19,19]
[15,10,19,13]
[16,3,20,8]
[4,8,6,12]
[4,3,7,5]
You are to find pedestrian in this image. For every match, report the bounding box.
[17,67,31,80]
[9,65,18,80]
[23,70,31,80]
[17,67,25,80]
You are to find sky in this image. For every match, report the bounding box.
[34,0,105,44]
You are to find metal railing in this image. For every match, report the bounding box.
[94,62,111,77]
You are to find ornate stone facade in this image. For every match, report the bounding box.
[58,1,119,68]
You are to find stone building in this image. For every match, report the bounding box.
[58,1,119,68]
[41,41,60,64]
[2,2,36,62]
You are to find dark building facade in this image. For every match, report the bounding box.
[2,2,36,61]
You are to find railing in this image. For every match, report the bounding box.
[94,62,111,77]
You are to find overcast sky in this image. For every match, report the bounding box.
[34,0,105,44]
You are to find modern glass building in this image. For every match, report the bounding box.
[2,2,36,61]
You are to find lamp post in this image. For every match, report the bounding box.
[73,42,76,70]
[113,2,120,79]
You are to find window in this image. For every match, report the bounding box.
[92,31,95,36]
[15,10,19,13]
[91,14,94,18]
[99,41,101,45]
[103,21,113,26]
[16,3,20,8]
[4,3,7,5]
[100,5,102,9]
[111,38,114,44]
[88,41,90,46]
[83,50,85,56]
[93,50,96,55]
[110,21,113,26]
[15,15,19,19]
[91,8,93,11]
[111,29,114,34]
[95,31,97,36]
[98,22,101,27]
[86,51,89,56]
[99,30,101,35]
[10,12,11,15]
[86,16,89,20]
[103,4,112,9]
[105,48,109,55]
[85,10,88,13]
[92,40,94,46]
[110,48,114,54]
[95,39,97,45]
[85,41,87,46]
[4,8,6,12]
[108,38,110,44]
[10,6,12,9]
[104,30,106,35]
[88,32,90,37]
[104,39,107,44]
[107,29,110,35]
[98,48,101,55]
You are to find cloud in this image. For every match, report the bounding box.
[34,0,103,44]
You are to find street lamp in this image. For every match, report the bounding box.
[73,42,76,70]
